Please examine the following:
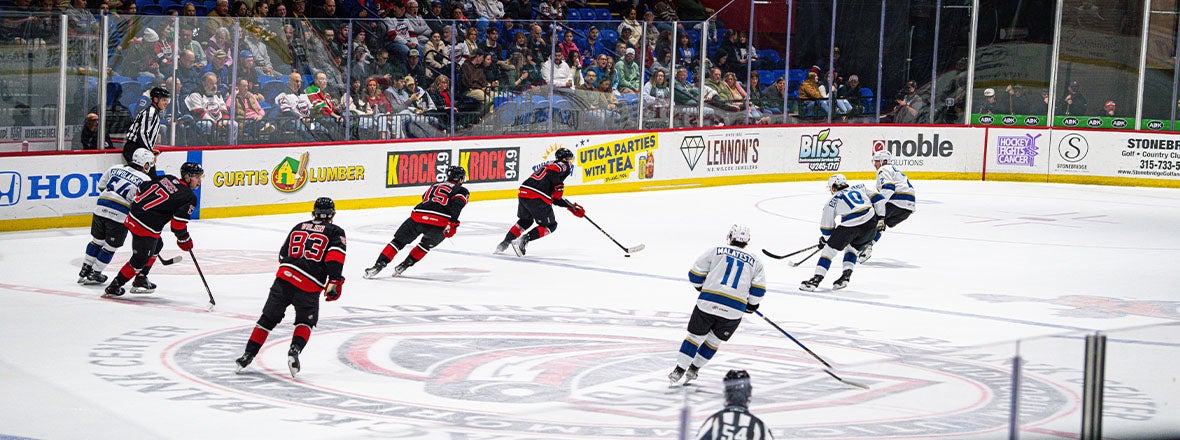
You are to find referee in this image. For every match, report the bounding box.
[122,86,171,173]
[694,370,775,440]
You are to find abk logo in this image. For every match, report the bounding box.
[1087,117,1103,128]
[1058,133,1089,162]
[1063,117,1080,127]
[978,115,994,124]
[1148,120,1165,130]
[679,135,705,170]
[1024,116,1040,125]
[0,171,20,207]
[1111,119,1128,128]
[1002,115,1017,125]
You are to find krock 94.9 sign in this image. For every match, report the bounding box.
[386,150,451,188]
[458,147,520,183]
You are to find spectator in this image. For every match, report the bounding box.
[1004,84,1030,115]
[75,113,113,150]
[977,87,997,114]
[676,32,696,69]
[1102,100,1118,117]
[360,77,392,138]
[541,49,574,89]
[423,1,447,35]
[383,3,418,60]
[181,1,197,16]
[403,75,437,116]
[150,24,176,72]
[423,29,452,77]
[406,49,429,85]
[205,0,232,40]
[372,49,396,78]
[527,23,549,63]
[618,7,642,46]
[480,27,502,56]
[484,50,508,87]
[891,84,922,124]
[472,0,505,24]
[509,30,529,58]
[717,30,742,76]
[203,49,233,94]
[231,0,249,16]
[834,74,861,116]
[651,49,674,75]
[186,72,234,138]
[580,69,600,90]
[461,50,493,107]
[584,79,622,128]
[642,68,671,111]
[672,66,717,122]
[403,0,433,45]
[449,3,472,36]
[174,50,202,96]
[230,78,276,138]
[614,47,640,94]
[455,26,480,65]
[205,28,234,68]
[703,67,724,97]
[557,31,579,62]
[306,72,346,134]
[799,70,828,116]
[426,75,454,124]
[349,47,373,83]
[275,72,319,137]
[585,53,611,84]
[315,0,342,18]
[762,76,786,110]
[578,26,607,59]
[505,51,541,91]
[237,50,265,92]
[242,32,276,76]
[1059,80,1087,116]
[1031,88,1049,115]
[177,27,207,70]
[503,0,531,20]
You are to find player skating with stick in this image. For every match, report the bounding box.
[859,149,917,262]
[495,148,586,256]
[364,166,469,278]
[78,149,154,285]
[799,174,885,292]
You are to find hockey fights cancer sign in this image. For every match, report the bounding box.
[577,133,658,183]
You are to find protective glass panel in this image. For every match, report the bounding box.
[828,0,882,124]
[1,11,64,151]
[931,0,972,124]
[880,1,925,124]
[1101,323,1180,437]
[971,0,1057,127]
[1139,0,1180,131]
[1054,0,1144,128]
[66,10,106,150]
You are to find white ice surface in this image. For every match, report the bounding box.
[1,180,1178,439]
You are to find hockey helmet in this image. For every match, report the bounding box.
[872,149,892,163]
[828,173,849,191]
[727,224,751,245]
[180,161,204,178]
[313,197,336,220]
[445,165,466,182]
[554,147,574,162]
[130,148,155,170]
[149,86,171,99]
[723,369,752,405]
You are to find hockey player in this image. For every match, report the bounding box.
[860,149,917,261]
[103,161,203,298]
[495,148,586,256]
[78,149,155,285]
[669,225,766,385]
[364,166,468,278]
[693,370,775,440]
[800,174,885,292]
[235,197,346,377]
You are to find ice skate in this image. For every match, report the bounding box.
[494,240,510,254]
[82,270,108,285]
[683,365,700,384]
[858,243,873,263]
[234,352,255,373]
[129,275,156,293]
[668,366,685,385]
[77,264,93,284]
[510,236,529,257]
[799,275,823,292]
[287,347,301,378]
[833,269,853,290]
[102,283,125,298]
[391,261,412,277]
[363,262,386,279]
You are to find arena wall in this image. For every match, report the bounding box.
[2,125,1178,232]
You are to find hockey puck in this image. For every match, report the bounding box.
[625,254,631,258]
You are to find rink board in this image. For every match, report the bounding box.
[2,125,1179,231]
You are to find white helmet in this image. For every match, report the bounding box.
[131,148,155,170]
[828,173,849,190]
[872,149,892,163]
[727,224,751,245]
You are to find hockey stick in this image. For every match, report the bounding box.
[762,244,819,260]
[188,250,216,310]
[755,310,870,390]
[787,247,822,267]
[583,214,645,254]
[158,255,184,266]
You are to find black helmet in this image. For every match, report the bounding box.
[445,165,466,182]
[554,147,573,161]
[150,86,171,99]
[180,161,204,178]
[723,369,752,405]
[313,197,336,220]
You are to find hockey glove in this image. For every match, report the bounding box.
[818,237,828,249]
[876,219,887,233]
[745,303,759,314]
[324,278,344,301]
[443,221,459,238]
[567,203,585,218]
[177,236,194,251]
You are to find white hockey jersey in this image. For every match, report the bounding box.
[688,245,767,320]
[93,164,151,223]
[820,184,886,236]
[876,164,917,211]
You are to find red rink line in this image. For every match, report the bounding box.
[0,282,256,320]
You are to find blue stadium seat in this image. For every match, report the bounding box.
[119,81,143,109]
[594,8,611,22]
[860,87,875,110]
[788,69,806,84]
[137,74,155,86]
[684,29,699,46]
[600,29,618,46]
[141,4,163,14]
[756,70,774,88]
[262,80,288,104]
[567,8,583,25]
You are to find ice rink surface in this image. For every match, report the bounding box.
[2,180,1179,439]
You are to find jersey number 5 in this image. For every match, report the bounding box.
[288,231,329,261]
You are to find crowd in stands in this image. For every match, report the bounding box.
[2,0,882,146]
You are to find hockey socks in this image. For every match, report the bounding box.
[527,226,551,241]
[378,243,401,265]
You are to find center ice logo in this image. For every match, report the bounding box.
[799,129,843,171]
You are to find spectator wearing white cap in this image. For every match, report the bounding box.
[977,87,998,115]
[614,47,641,94]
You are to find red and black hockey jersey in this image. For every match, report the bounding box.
[276,220,347,293]
[519,161,573,207]
[410,181,470,227]
[124,175,198,239]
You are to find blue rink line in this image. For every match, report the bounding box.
[205,220,1155,337]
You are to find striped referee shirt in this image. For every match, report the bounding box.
[125,104,162,148]
[695,405,774,440]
